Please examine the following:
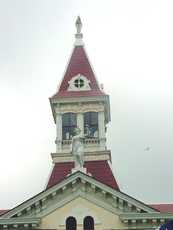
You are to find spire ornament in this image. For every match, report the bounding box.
[75,16,82,34]
[74,16,84,46]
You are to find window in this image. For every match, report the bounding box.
[74,78,84,88]
[84,216,94,230]
[68,74,91,91]
[66,216,77,230]
[84,112,98,138]
[62,113,77,140]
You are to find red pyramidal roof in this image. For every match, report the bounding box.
[47,160,120,191]
[51,45,105,99]
[0,210,9,216]
[149,204,173,213]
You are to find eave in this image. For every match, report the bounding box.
[2,171,157,219]
[0,217,40,229]
[49,94,110,123]
[120,212,173,226]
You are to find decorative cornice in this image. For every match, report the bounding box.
[120,212,173,227]
[51,150,111,163]
[50,94,109,104]
[55,103,104,114]
[50,95,110,123]
[120,212,173,220]
[2,171,158,220]
[0,217,40,226]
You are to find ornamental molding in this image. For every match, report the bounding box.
[36,190,119,219]
[2,172,158,221]
[55,103,104,114]
[0,217,40,228]
[120,212,173,220]
[51,151,110,163]
[120,213,173,227]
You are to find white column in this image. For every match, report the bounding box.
[77,113,84,135]
[98,111,106,149]
[56,113,62,152]
[98,111,105,139]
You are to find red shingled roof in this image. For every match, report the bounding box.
[150,204,173,213]
[51,46,105,98]
[47,160,120,191]
[0,210,9,216]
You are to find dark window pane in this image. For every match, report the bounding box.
[90,112,98,125]
[62,113,70,126]
[62,113,77,140]
[84,112,98,138]
[74,79,79,87]
[74,78,84,88]
[84,216,94,230]
[66,216,77,230]
[80,79,84,87]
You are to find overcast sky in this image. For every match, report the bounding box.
[0,0,173,209]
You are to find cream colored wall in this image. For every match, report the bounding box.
[40,197,125,230]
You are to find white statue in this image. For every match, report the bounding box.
[71,127,84,168]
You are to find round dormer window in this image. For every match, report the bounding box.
[74,78,84,88]
[68,74,91,91]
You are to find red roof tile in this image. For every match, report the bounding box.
[47,160,120,190]
[149,204,173,213]
[0,210,9,216]
[51,46,105,99]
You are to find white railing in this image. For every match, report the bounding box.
[84,138,100,145]
[62,138,100,146]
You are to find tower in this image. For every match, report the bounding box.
[50,16,110,154]
[48,16,118,189]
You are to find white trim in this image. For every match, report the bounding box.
[43,163,55,190]
[0,218,40,225]
[1,172,157,219]
[52,45,76,97]
[36,190,120,218]
[82,45,102,91]
[120,212,173,220]
[74,37,84,46]
[51,150,111,163]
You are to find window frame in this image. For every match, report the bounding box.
[83,216,94,230]
[66,216,77,230]
[62,113,77,140]
[84,112,99,138]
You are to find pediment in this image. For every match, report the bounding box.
[40,196,122,229]
[1,171,157,221]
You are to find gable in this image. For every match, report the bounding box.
[1,172,156,220]
[40,197,124,230]
[2,171,173,229]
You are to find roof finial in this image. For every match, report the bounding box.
[75,16,82,34]
[75,16,84,46]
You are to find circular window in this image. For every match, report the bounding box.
[74,78,84,88]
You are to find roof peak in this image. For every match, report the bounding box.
[74,16,84,46]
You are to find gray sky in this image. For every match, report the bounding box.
[0,0,173,208]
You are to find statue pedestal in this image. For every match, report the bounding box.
[71,166,87,174]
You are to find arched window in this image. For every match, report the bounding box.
[84,216,94,230]
[84,112,98,138]
[62,113,77,140]
[66,216,77,230]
